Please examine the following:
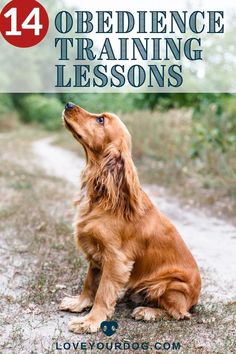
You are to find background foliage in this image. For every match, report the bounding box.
[5,92,235,159]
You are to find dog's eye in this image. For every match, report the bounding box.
[96,116,104,125]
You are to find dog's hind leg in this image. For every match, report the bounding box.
[132,290,191,321]
[132,285,191,321]
[159,290,191,320]
[59,263,100,313]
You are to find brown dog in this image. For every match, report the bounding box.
[59,102,201,333]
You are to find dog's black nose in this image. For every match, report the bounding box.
[65,102,75,110]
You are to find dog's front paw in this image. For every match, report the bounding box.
[59,296,92,313]
[68,315,102,333]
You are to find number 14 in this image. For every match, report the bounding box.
[4,7,43,36]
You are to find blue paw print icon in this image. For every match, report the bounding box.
[101,320,118,336]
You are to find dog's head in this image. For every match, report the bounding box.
[63,102,131,160]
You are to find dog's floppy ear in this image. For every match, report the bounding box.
[97,141,141,219]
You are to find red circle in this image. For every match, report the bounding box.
[0,0,49,48]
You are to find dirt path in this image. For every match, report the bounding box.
[33,137,236,302]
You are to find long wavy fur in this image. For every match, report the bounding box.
[81,141,143,220]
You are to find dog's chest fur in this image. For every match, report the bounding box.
[74,189,104,266]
